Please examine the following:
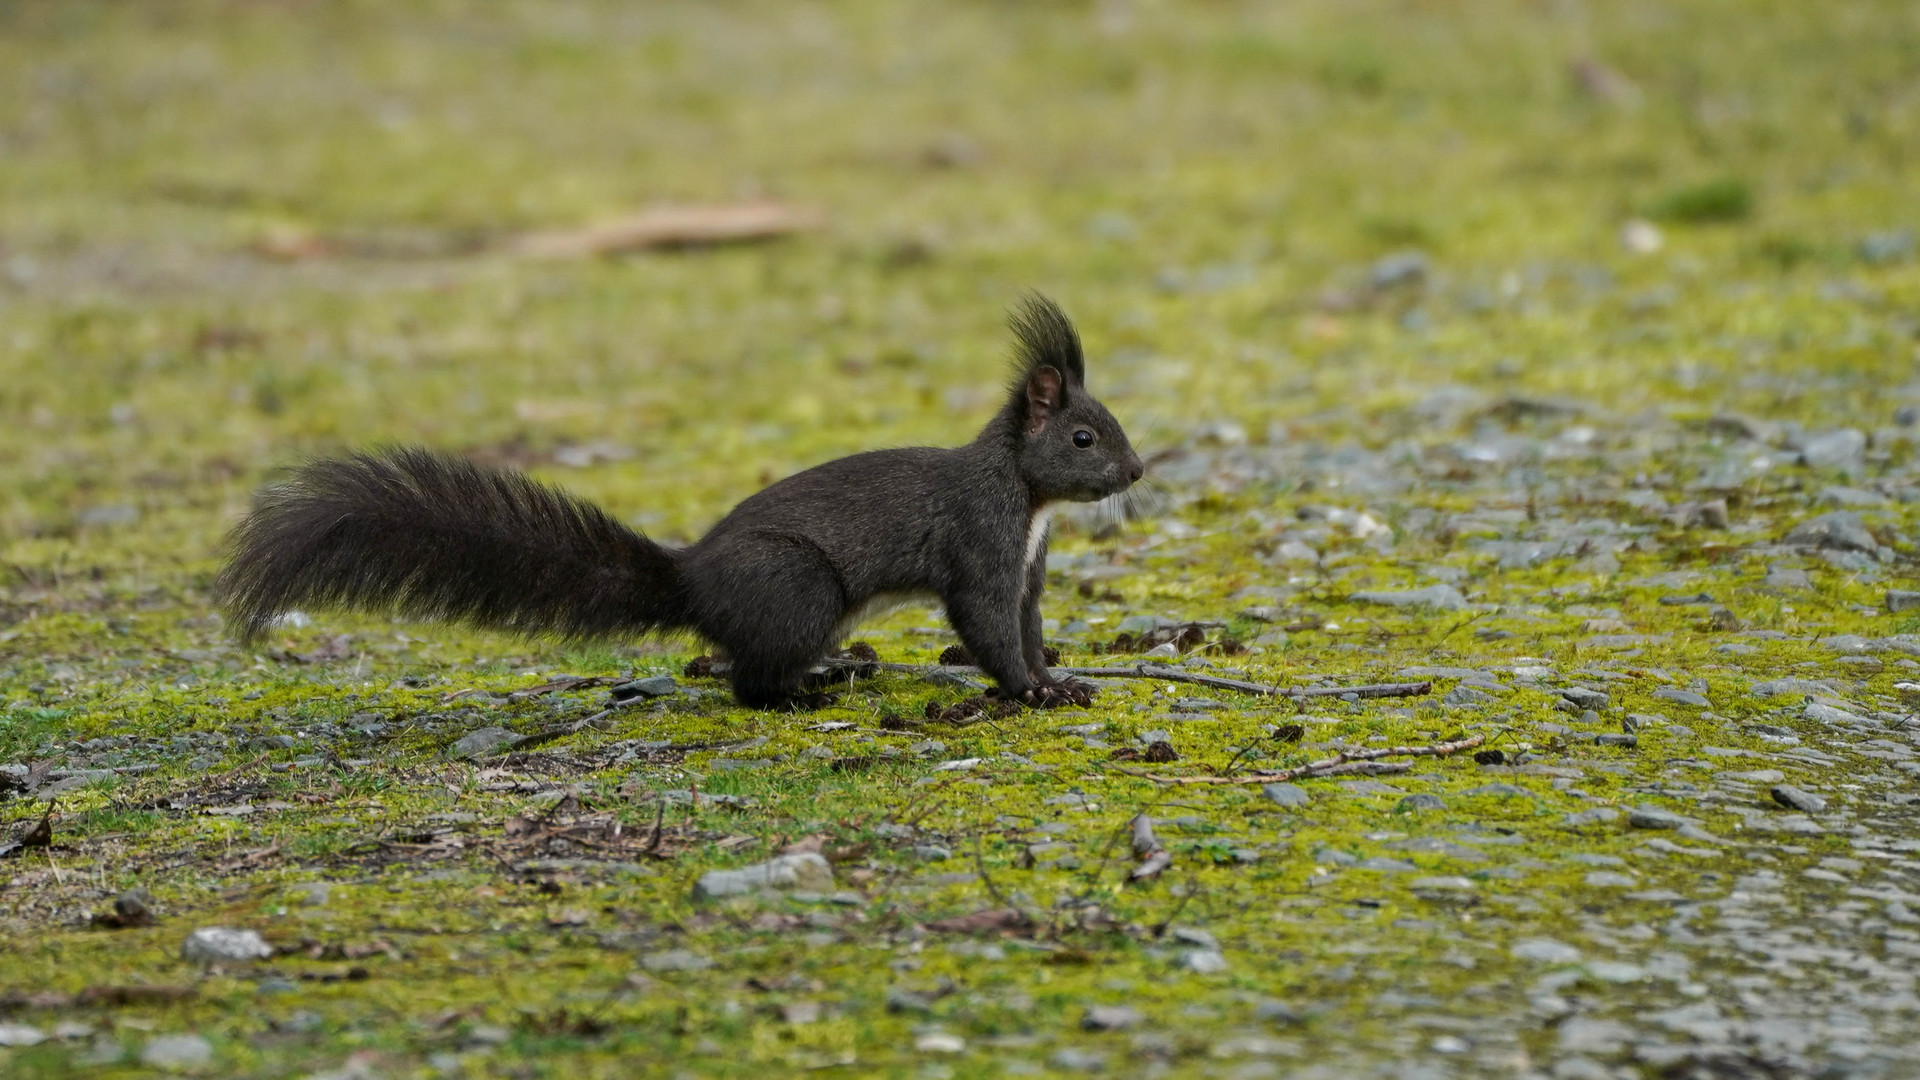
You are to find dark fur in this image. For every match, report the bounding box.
[217,295,1143,708]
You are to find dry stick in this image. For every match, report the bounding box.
[1117,733,1486,786]
[817,656,1433,702]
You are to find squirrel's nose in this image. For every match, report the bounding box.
[1128,460,1144,483]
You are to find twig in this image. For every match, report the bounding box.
[1116,733,1485,786]
[971,831,1015,910]
[818,655,1433,702]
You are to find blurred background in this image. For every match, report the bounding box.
[0,0,1914,577]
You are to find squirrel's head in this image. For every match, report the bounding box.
[1003,294,1143,503]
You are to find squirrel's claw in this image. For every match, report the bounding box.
[1019,678,1096,708]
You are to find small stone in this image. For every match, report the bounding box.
[1763,565,1812,590]
[1049,1048,1108,1072]
[180,927,272,964]
[1620,219,1663,254]
[1462,783,1529,797]
[1181,949,1230,973]
[1782,511,1876,553]
[1511,938,1582,964]
[610,675,678,700]
[1082,1005,1145,1031]
[885,988,933,1014]
[450,726,521,759]
[1583,872,1636,888]
[1551,1056,1614,1080]
[693,853,834,900]
[1261,782,1308,808]
[1888,589,1920,613]
[1396,793,1445,811]
[1351,585,1468,611]
[140,1033,214,1071]
[914,1031,965,1053]
[1796,429,1867,470]
[0,1023,47,1047]
[1653,687,1710,708]
[1770,785,1827,813]
[1565,807,1620,826]
[1628,806,1689,830]
[1442,685,1494,706]
[910,845,952,862]
[1559,687,1610,710]
[1554,1018,1634,1055]
[639,948,713,972]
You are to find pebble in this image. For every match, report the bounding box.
[180,927,273,964]
[1181,949,1230,973]
[1048,1048,1108,1072]
[140,1034,214,1071]
[1770,785,1827,813]
[1796,429,1867,470]
[1559,687,1610,710]
[1442,685,1494,706]
[1653,687,1710,708]
[1628,806,1689,830]
[450,726,521,758]
[639,949,713,972]
[1396,793,1445,811]
[1081,1005,1144,1031]
[914,1031,966,1053]
[0,1023,46,1047]
[1350,585,1469,611]
[693,853,834,900]
[1782,511,1876,553]
[1511,938,1582,964]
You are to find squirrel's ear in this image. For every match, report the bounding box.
[1010,293,1086,388]
[1024,366,1064,435]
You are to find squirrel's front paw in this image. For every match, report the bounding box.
[1020,678,1096,708]
[776,692,841,713]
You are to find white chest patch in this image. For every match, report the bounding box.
[1024,504,1056,574]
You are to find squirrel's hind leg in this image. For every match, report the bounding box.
[693,537,848,710]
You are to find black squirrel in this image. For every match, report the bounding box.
[216,295,1143,709]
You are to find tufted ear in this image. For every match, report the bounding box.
[1009,293,1085,386]
[1025,366,1064,435]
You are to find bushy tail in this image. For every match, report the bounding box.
[216,448,687,644]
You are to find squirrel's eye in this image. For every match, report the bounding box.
[1072,430,1095,449]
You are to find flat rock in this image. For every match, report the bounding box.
[0,1023,46,1047]
[180,927,272,964]
[1511,938,1582,964]
[1887,589,1920,613]
[1782,511,1875,552]
[1082,1005,1145,1031]
[140,1033,213,1071]
[639,948,713,972]
[451,726,522,759]
[1770,785,1827,813]
[1653,687,1710,708]
[693,853,834,900]
[1627,806,1690,830]
[1351,585,1469,611]
[1797,428,1867,469]
[1261,783,1309,808]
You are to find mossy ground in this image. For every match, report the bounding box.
[3,2,1919,1077]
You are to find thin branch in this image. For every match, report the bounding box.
[817,655,1433,702]
[1114,733,1485,786]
